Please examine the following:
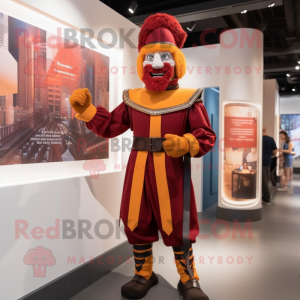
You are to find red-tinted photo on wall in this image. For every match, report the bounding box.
[0,12,109,166]
[223,103,260,201]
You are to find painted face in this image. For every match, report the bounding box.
[142,51,176,92]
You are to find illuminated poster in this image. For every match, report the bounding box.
[222,103,260,202]
[0,12,109,166]
[280,114,300,160]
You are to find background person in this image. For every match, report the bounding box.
[262,126,277,205]
[277,131,295,194]
[278,143,295,189]
[270,155,277,186]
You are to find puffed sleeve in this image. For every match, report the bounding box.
[188,102,216,157]
[86,102,130,138]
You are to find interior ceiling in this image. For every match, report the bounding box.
[100,0,215,18]
[100,0,300,96]
[180,17,229,32]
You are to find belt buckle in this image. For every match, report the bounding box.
[150,138,163,152]
[149,137,154,152]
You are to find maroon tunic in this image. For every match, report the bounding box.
[87,100,216,246]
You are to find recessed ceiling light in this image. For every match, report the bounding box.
[241,9,248,14]
[296,66,300,70]
[128,1,138,14]
[187,21,196,32]
[298,61,300,64]
[286,74,291,77]
[268,2,275,7]
[292,88,296,92]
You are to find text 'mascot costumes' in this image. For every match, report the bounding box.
[69,13,216,300]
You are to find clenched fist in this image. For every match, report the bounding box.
[163,134,189,158]
[163,133,200,158]
[69,88,97,122]
[69,88,92,115]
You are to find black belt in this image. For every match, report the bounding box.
[131,136,193,278]
[132,136,166,152]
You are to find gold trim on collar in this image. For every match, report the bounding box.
[122,88,203,115]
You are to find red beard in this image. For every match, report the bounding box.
[142,63,174,92]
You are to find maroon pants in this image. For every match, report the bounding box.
[120,151,199,247]
[86,101,216,247]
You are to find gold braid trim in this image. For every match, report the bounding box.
[123,88,203,115]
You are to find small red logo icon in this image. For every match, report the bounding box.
[23,246,56,277]
[24,56,58,88]
[83,159,106,179]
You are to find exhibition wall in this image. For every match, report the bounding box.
[202,88,220,210]
[0,0,141,299]
[280,96,300,114]
[280,96,300,167]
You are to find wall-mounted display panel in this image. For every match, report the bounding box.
[221,101,261,208]
[0,11,123,187]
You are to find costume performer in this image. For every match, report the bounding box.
[69,13,216,300]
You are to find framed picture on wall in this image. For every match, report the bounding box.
[0,11,123,187]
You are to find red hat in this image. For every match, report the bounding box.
[138,13,187,52]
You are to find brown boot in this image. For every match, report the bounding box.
[173,246,209,300]
[173,246,200,284]
[121,272,158,299]
[121,243,158,299]
[178,279,209,300]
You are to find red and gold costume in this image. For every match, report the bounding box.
[86,88,215,245]
[70,13,216,300]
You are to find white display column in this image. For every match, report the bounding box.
[217,28,264,221]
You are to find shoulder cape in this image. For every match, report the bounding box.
[122,88,203,115]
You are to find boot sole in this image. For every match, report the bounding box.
[177,282,210,300]
[177,283,184,296]
[177,282,183,295]
[121,276,159,299]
